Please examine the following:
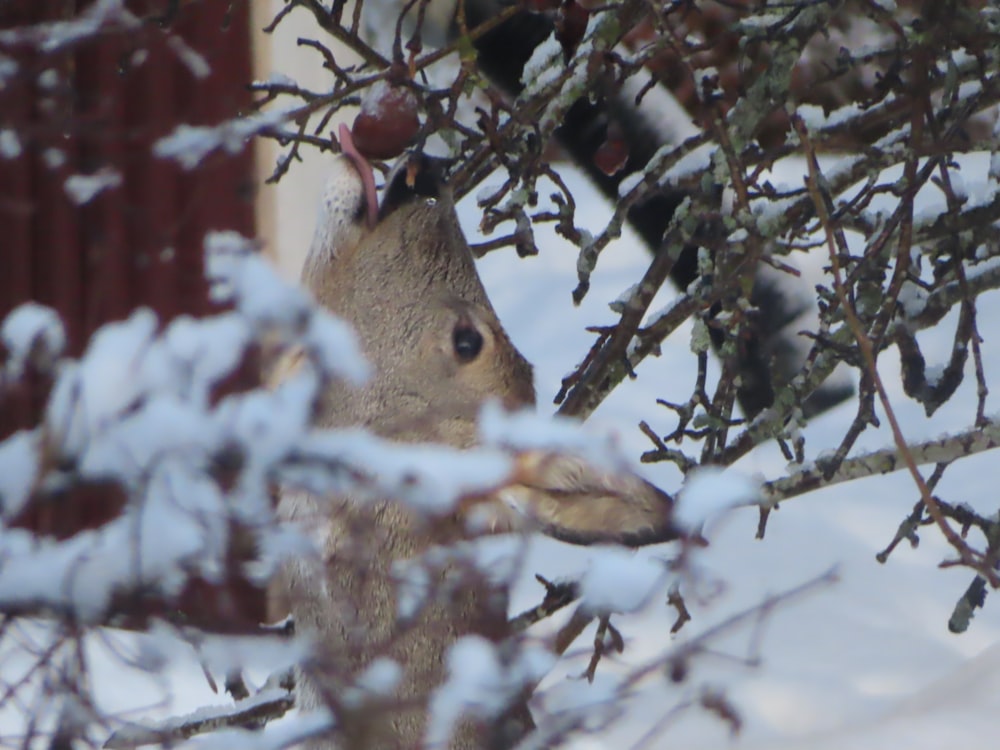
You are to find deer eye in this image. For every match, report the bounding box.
[452,325,483,363]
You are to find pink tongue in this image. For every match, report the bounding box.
[338,123,379,229]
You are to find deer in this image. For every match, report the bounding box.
[273,125,679,750]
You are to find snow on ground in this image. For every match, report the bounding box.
[471,158,1000,748]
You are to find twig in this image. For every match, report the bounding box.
[794,114,991,582]
[761,419,1000,506]
[103,688,294,749]
[509,575,580,633]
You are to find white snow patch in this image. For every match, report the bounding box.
[659,141,714,185]
[0,128,21,158]
[426,636,553,748]
[521,31,563,92]
[479,401,631,472]
[64,168,122,205]
[675,466,761,531]
[897,280,929,319]
[2,302,66,377]
[0,430,39,519]
[44,308,158,459]
[288,429,512,515]
[344,658,403,707]
[154,107,294,170]
[265,71,296,88]
[177,708,333,750]
[359,79,416,120]
[44,148,66,169]
[578,547,666,613]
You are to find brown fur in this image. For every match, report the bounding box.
[276,157,534,750]
[275,154,676,750]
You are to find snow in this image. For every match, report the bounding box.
[64,167,123,204]
[212,374,317,511]
[78,394,219,482]
[0,252,379,631]
[950,169,968,202]
[0,53,17,87]
[623,66,698,146]
[154,312,253,404]
[264,71,296,88]
[345,658,402,705]
[193,629,308,681]
[44,308,158,460]
[288,429,512,515]
[616,171,643,199]
[426,636,505,746]
[0,0,135,52]
[0,429,39,519]
[578,547,666,614]
[206,236,306,325]
[520,31,564,93]
[106,686,290,749]
[478,401,632,472]
[659,142,715,185]
[853,151,1000,229]
[1,301,66,376]
[608,283,641,313]
[0,453,230,620]
[0,128,21,158]
[43,148,66,168]
[303,309,371,386]
[966,255,1000,283]
[675,467,762,532]
[203,232,368,384]
[470,161,1000,749]
[796,102,865,131]
[519,14,610,134]
[359,79,415,120]
[426,636,553,748]
[897,279,928,319]
[177,709,333,750]
[167,35,210,79]
[154,107,295,170]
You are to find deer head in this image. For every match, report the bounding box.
[301,142,535,450]
[299,128,676,537]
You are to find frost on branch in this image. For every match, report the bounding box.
[0,244,371,624]
[154,108,296,171]
[0,429,39,519]
[426,636,554,749]
[1,301,66,378]
[1,238,702,749]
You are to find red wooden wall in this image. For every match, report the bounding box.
[0,0,263,629]
[1,0,256,431]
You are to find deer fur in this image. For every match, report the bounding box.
[277,149,536,750]
[275,141,677,750]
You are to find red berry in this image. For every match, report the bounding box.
[556,0,589,58]
[351,81,420,160]
[594,125,629,176]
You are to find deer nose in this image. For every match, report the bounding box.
[379,152,449,220]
